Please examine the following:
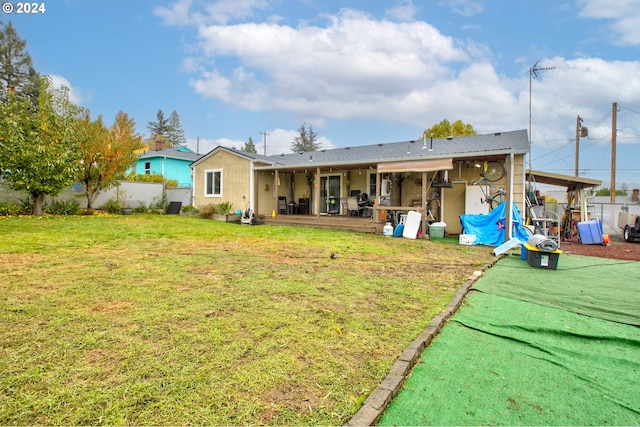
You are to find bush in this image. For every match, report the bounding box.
[218,202,233,215]
[102,198,122,214]
[134,203,148,214]
[0,201,21,216]
[198,204,219,219]
[45,200,81,215]
[182,205,198,213]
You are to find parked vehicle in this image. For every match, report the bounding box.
[618,211,640,242]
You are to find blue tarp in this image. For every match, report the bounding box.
[460,201,531,246]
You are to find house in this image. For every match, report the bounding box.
[133,144,202,188]
[190,129,535,237]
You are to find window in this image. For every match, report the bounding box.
[205,169,223,197]
[144,162,151,175]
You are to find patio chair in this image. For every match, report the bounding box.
[340,198,349,216]
[347,197,360,216]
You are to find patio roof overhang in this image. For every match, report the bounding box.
[526,169,602,189]
[377,158,453,173]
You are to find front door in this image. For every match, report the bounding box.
[320,175,341,214]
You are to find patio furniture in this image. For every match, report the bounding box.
[347,197,360,216]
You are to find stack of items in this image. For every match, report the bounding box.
[523,234,562,270]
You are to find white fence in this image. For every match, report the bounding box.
[0,180,193,211]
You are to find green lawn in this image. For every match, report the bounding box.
[0,214,493,425]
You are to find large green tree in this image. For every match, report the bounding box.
[291,123,321,152]
[76,111,143,210]
[0,77,82,215]
[147,109,186,148]
[0,20,40,105]
[147,109,171,138]
[167,110,186,146]
[424,119,477,138]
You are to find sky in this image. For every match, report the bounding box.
[5,0,640,188]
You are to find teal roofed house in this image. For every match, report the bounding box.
[133,145,202,187]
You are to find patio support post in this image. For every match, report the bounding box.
[506,153,514,240]
[374,172,381,222]
[422,172,428,238]
[274,170,279,215]
[315,167,321,218]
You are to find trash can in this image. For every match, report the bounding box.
[288,201,296,215]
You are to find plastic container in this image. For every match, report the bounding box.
[577,219,604,244]
[429,221,446,238]
[383,222,393,236]
[524,243,562,270]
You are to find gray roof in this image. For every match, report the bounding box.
[262,129,529,169]
[139,148,202,162]
[194,129,529,170]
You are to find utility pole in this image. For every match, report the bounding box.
[575,116,588,177]
[611,102,617,204]
[259,130,270,156]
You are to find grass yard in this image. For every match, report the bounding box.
[0,214,494,425]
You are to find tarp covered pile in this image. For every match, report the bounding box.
[460,201,531,246]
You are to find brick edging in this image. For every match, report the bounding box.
[345,256,502,426]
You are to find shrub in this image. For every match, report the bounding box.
[0,201,21,216]
[218,201,233,215]
[45,200,81,215]
[198,204,219,219]
[181,205,198,213]
[134,203,148,214]
[102,198,122,214]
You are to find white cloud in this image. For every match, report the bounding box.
[437,0,485,17]
[188,10,468,125]
[578,0,640,45]
[154,0,269,26]
[385,0,420,22]
[153,0,198,26]
[48,74,91,105]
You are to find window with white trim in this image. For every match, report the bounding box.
[205,169,223,197]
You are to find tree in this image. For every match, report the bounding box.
[595,186,627,197]
[291,123,321,152]
[147,109,171,139]
[242,136,257,153]
[0,77,82,215]
[76,111,143,210]
[424,119,477,138]
[0,21,40,105]
[167,110,186,146]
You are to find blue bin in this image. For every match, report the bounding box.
[577,218,604,245]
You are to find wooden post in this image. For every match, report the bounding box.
[315,167,321,218]
[422,171,428,238]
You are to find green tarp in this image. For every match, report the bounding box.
[379,254,640,426]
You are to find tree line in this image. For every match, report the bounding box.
[0,21,187,215]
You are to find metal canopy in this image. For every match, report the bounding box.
[526,169,602,189]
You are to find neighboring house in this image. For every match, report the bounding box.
[191,130,536,235]
[132,144,202,188]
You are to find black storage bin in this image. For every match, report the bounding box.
[298,198,309,215]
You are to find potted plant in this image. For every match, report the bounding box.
[218,201,240,222]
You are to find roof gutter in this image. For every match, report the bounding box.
[252,148,523,171]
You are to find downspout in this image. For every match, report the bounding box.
[507,153,515,240]
[250,160,255,212]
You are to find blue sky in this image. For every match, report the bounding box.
[5,0,640,187]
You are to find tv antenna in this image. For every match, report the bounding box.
[528,60,555,171]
